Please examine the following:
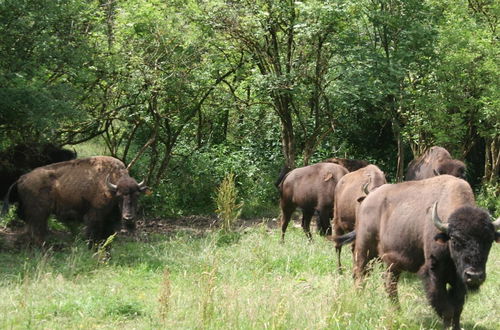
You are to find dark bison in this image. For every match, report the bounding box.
[336,175,499,329]
[405,146,466,180]
[323,158,369,172]
[3,156,147,246]
[332,164,386,270]
[276,162,348,241]
[0,142,77,199]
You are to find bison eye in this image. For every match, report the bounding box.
[450,236,465,249]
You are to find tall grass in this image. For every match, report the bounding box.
[0,224,498,329]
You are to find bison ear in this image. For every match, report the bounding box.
[323,173,333,182]
[357,196,366,203]
[434,233,449,245]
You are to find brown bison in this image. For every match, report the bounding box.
[405,146,466,180]
[3,156,147,246]
[276,163,348,241]
[336,175,499,329]
[332,164,386,270]
[0,142,77,200]
[323,158,369,172]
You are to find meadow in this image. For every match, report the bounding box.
[1,219,498,329]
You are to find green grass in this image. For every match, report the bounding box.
[0,224,499,329]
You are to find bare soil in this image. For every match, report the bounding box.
[0,216,283,250]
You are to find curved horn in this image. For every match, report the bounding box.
[137,179,148,192]
[432,201,448,233]
[362,182,370,195]
[433,168,440,176]
[492,217,500,230]
[106,174,117,192]
[362,176,371,195]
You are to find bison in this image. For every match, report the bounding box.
[332,164,386,270]
[276,162,348,241]
[336,175,499,329]
[323,158,369,172]
[405,146,466,180]
[0,142,77,200]
[2,156,147,246]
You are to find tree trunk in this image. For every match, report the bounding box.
[393,121,405,182]
[484,136,500,183]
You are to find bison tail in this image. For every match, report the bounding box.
[274,166,291,189]
[335,231,356,246]
[2,182,17,215]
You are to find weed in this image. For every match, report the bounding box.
[158,268,171,323]
[215,173,243,233]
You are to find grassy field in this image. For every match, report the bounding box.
[0,220,499,329]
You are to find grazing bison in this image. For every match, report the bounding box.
[405,146,466,180]
[336,175,499,329]
[332,164,386,270]
[2,156,147,246]
[276,163,348,241]
[0,142,77,200]
[323,158,369,172]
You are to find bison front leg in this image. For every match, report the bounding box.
[84,209,111,247]
[422,268,464,330]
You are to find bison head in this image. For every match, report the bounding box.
[434,160,466,179]
[106,175,147,229]
[432,202,500,291]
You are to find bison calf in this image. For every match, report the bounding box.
[276,163,348,241]
[3,156,147,246]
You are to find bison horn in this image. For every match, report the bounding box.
[432,201,449,233]
[138,179,148,191]
[492,216,500,230]
[106,174,118,192]
[433,169,440,176]
[362,177,371,195]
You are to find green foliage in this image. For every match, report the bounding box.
[0,0,498,216]
[476,182,500,215]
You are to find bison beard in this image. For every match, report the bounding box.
[3,156,147,247]
[336,176,499,330]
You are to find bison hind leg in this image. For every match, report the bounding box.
[19,204,50,246]
[384,265,401,306]
[301,208,315,241]
[317,208,332,236]
[279,202,295,243]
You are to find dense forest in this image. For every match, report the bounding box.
[1,0,498,217]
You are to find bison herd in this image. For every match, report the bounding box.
[277,148,499,330]
[1,143,498,329]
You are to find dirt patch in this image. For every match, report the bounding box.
[0,216,281,250]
